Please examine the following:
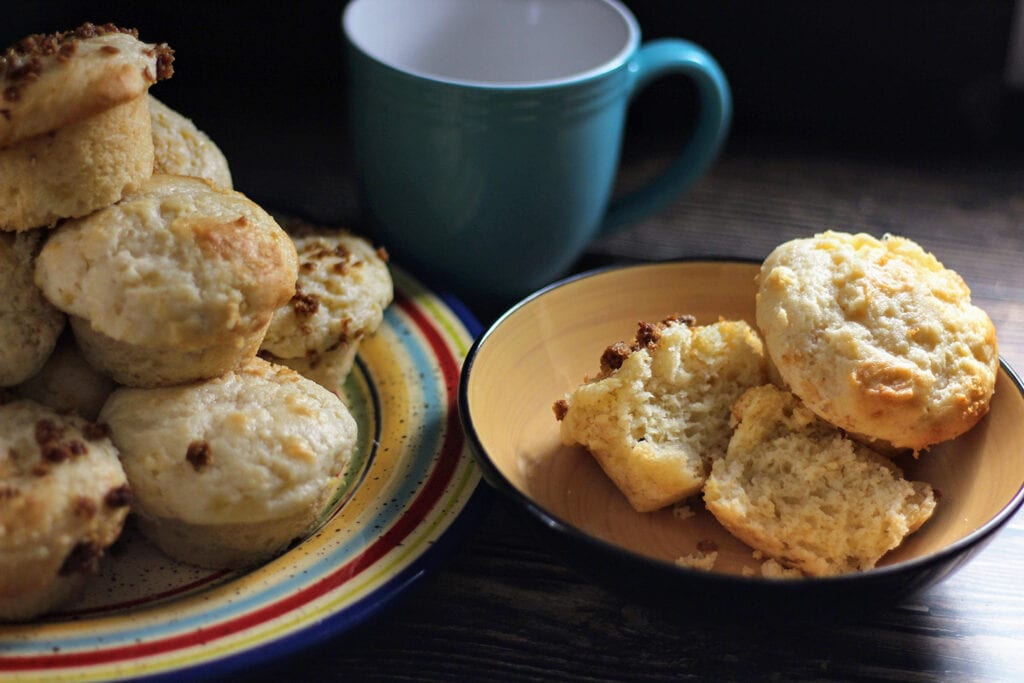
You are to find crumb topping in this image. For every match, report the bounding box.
[104,484,133,508]
[186,440,212,471]
[82,422,112,441]
[598,314,696,375]
[553,398,569,421]
[2,24,134,84]
[308,243,352,261]
[290,290,321,317]
[74,496,98,518]
[634,321,664,349]
[34,418,65,446]
[41,442,70,463]
[152,44,174,80]
[599,341,632,374]
[0,22,173,103]
[43,440,86,463]
[33,419,89,464]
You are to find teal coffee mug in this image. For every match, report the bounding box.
[343,0,730,300]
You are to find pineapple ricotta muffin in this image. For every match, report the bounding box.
[13,331,117,421]
[0,231,65,386]
[554,316,767,512]
[0,23,173,230]
[34,174,298,387]
[99,357,358,569]
[260,226,393,392]
[0,399,130,621]
[148,95,233,188]
[704,384,936,577]
[757,231,998,451]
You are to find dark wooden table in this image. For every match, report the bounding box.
[228,140,1024,682]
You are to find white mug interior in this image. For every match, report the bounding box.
[343,0,638,87]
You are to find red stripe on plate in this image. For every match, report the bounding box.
[56,569,232,618]
[0,291,466,672]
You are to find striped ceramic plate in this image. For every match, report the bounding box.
[0,266,486,682]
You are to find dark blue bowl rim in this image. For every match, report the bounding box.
[458,257,1024,590]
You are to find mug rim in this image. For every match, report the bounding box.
[342,0,640,90]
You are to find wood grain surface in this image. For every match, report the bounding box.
[230,141,1024,682]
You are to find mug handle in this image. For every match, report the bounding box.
[599,39,731,235]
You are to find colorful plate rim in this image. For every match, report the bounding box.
[0,265,487,682]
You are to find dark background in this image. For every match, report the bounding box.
[4,1,1020,223]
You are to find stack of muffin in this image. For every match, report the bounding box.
[0,23,393,621]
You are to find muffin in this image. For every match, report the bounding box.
[13,331,117,421]
[704,385,936,577]
[756,231,998,452]
[99,357,358,569]
[34,174,298,387]
[554,316,767,512]
[260,226,393,391]
[149,95,233,188]
[0,23,173,231]
[0,399,130,621]
[0,231,66,386]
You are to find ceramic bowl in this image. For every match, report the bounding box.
[458,260,1024,616]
